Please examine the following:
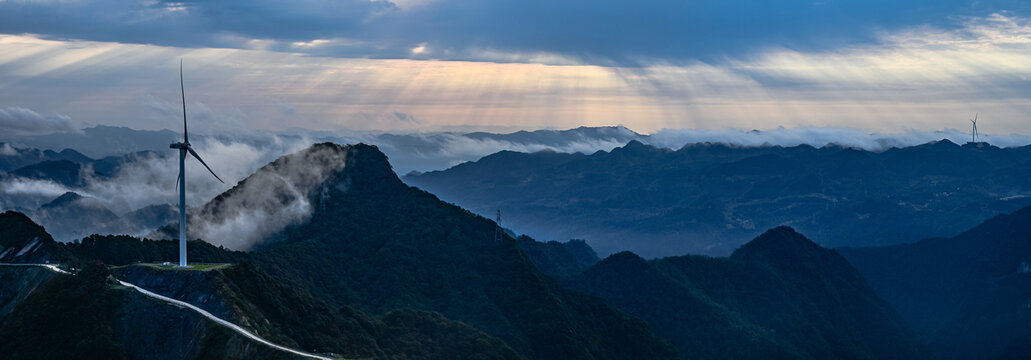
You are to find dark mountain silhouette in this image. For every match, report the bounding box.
[3,124,643,175]
[0,213,523,359]
[0,210,73,263]
[0,143,92,172]
[2,125,179,159]
[405,139,1031,257]
[25,192,177,242]
[570,226,929,360]
[2,149,160,183]
[8,160,98,187]
[516,236,600,280]
[839,204,1031,359]
[229,143,679,359]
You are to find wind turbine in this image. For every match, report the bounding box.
[970,113,979,143]
[170,60,223,267]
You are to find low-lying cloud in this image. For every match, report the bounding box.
[646,127,1031,152]
[0,107,78,136]
[3,124,1030,246]
[0,133,319,243]
[185,144,350,250]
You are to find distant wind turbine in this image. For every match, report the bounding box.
[970,113,979,143]
[170,59,223,267]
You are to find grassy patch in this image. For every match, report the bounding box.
[132,263,234,271]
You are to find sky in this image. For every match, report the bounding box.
[0,0,1030,136]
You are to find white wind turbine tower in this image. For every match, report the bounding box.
[970,113,979,143]
[170,60,224,267]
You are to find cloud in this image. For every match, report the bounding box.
[4,123,1030,245]
[0,107,78,136]
[0,177,76,211]
[393,111,419,124]
[141,94,257,139]
[0,130,323,244]
[74,135,314,215]
[0,0,1028,65]
[186,143,349,250]
[0,143,17,156]
[645,126,1031,151]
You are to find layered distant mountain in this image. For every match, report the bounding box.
[0,140,159,174]
[0,141,173,240]
[0,126,180,159]
[151,143,679,359]
[8,124,1031,175]
[3,142,945,359]
[567,227,929,360]
[15,192,177,242]
[0,143,93,172]
[1,125,643,174]
[152,142,937,359]
[405,139,1031,257]
[839,204,1031,360]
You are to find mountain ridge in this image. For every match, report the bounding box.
[839,204,1031,359]
[570,226,929,360]
[406,139,1031,257]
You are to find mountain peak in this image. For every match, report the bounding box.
[168,142,399,250]
[928,138,959,148]
[731,226,825,263]
[0,211,58,263]
[41,192,84,209]
[589,251,651,274]
[611,140,661,155]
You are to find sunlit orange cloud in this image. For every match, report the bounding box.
[0,13,1029,135]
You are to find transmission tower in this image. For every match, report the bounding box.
[494,210,503,242]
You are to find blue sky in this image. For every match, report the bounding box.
[0,0,1029,135]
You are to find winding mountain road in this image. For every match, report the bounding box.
[1,263,335,360]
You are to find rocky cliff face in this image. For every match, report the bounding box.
[0,266,55,322]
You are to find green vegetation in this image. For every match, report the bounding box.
[0,210,77,263]
[250,144,678,359]
[570,226,930,360]
[113,259,523,359]
[64,235,246,267]
[0,143,945,359]
[132,263,234,271]
[406,140,1031,257]
[840,205,1031,360]
[515,236,599,280]
[3,205,523,359]
[0,264,127,360]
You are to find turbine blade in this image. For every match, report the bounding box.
[180,59,189,143]
[187,147,224,183]
[174,166,182,191]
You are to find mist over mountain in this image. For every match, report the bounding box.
[839,204,1031,359]
[5,139,1027,358]
[5,124,1030,176]
[213,143,678,359]
[406,139,1031,257]
[151,143,351,250]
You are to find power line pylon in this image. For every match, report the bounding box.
[494,210,503,242]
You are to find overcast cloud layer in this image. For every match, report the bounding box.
[0,1,1029,139]
[0,0,1028,65]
